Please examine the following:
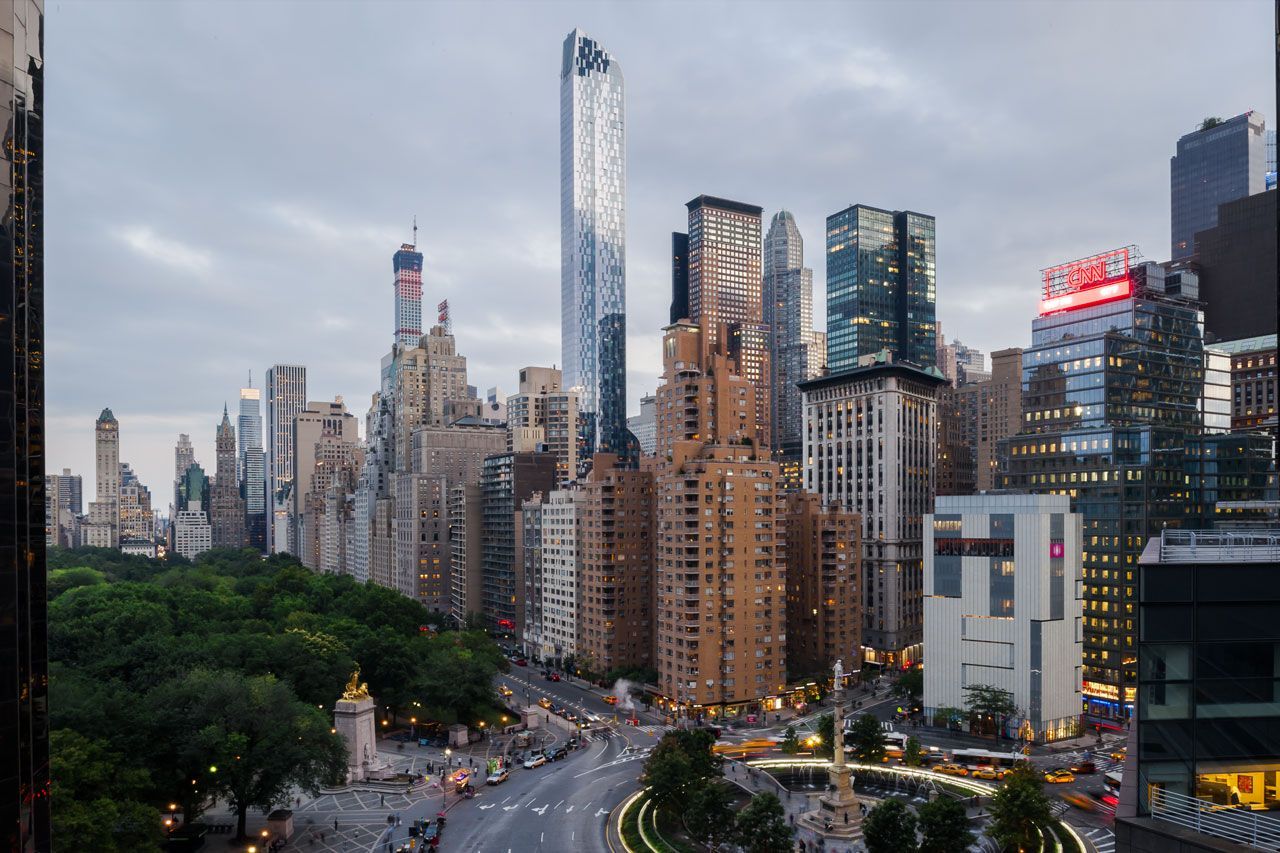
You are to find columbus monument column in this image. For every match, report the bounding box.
[800,658,862,839]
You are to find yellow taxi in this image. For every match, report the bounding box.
[1045,768,1076,784]
[936,763,969,777]
[972,766,1008,781]
[537,697,552,710]
[1110,749,1126,762]
[497,685,514,698]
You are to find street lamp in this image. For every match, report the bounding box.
[444,747,452,767]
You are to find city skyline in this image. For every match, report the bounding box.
[46,2,1272,506]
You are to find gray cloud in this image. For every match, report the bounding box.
[47,0,1273,507]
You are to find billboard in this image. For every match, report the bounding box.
[1039,246,1136,316]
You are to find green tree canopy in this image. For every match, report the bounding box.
[863,797,919,853]
[847,713,887,764]
[917,796,974,853]
[733,792,794,853]
[683,780,735,849]
[780,725,800,754]
[903,736,924,767]
[894,667,923,700]
[987,762,1052,852]
[815,713,835,759]
[51,730,162,852]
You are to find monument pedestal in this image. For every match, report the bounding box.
[334,696,390,783]
[800,763,862,839]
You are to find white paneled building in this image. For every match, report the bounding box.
[923,494,1083,743]
[541,489,582,666]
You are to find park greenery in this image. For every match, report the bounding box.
[864,795,974,853]
[963,683,1019,740]
[640,729,792,852]
[846,713,887,764]
[47,546,508,848]
[987,762,1054,851]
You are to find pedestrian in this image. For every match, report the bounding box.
[380,794,385,806]
[334,818,339,831]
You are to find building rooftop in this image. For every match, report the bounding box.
[1205,333,1277,354]
[1140,528,1280,564]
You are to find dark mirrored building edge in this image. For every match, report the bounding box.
[0,1,47,849]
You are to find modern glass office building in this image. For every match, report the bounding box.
[1169,111,1267,259]
[560,28,628,460]
[1002,250,1213,721]
[825,204,936,372]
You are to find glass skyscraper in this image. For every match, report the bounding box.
[1001,252,1215,721]
[1,3,46,847]
[763,210,824,456]
[560,28,628,460]
[825,204,936,373]
[265,364,306,553]
[238,385,266,551]
[1169,111,1267,259]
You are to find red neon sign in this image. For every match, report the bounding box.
[1040,246,1134,316]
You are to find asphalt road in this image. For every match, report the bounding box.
[373,670,666,852]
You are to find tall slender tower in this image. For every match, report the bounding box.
[763,210,824,456]
[174,433,195,483]
[85,408,120,548]
[238,384,266,551]
[265,364,307,552]
[393,242,424,348]
[0,3,48,844]
[561,28,628,459]
[211,406,246,549]
[685,195,770,443]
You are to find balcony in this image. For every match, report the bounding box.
[1147,787,1280,850]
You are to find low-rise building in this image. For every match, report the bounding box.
[923,493,1083,743]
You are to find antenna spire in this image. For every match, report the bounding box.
[412,215,418,248]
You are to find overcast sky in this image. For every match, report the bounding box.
[47,0,1273,508]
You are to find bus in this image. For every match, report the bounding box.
[951,748,1025,770]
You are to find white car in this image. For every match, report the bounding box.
[486,770,510,785]
[523,755,547,769]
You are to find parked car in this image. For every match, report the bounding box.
[486,769,510,785]
[1071,760,1097,774]
[523,754,547,769]
[1045,769,1076,784]
[549,746,568,761]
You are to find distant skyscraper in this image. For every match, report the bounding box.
[85,408,120,548]
[560,28,628,459]
[1170,111,1267,259]
[763,210,825,455]
[117,463,153,544]
[626,394,656,456]
[211,406,246,549]
[685,195,770,441]
[393,242,423,347]
[0,5,47,841]
[238,385,266,551]
[826,204,937,373]
[265,364,306,553]
[506,366,581,484]
[174,433,195,485]
[1266,128,1277,190]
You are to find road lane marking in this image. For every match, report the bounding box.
[478,803,495,810]
[565,805,574,813]
[554,800,563,808]
[595,807,608,817]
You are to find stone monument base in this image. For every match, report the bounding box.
[334,696,390,784]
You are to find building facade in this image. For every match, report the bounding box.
[1113,529,1280,851]
[117,463,152,544]
[393,242,423,348]
[506,366,580,484]
[1170,111,1267,259]
[173,508,212,560]
[540,489,582,667]
[1001,250,1214,720]
[480,452,558,631]
[783,492,861,679]
[0,5,47,842]
[394,473,449,612]
[826,205,936,373]
[923,494,1083,743]
[449,482,486,625]
[653,321,786,718]
[801,354,947,668]
[763,210,826,457]
[238,384,266,551]
[626,394,656,457]
[561,28,628,459]
[578,454,654,677]
[1193,190,1279,342]
[1214,334,1277,434]
[685,196,770,444]
[85,408,120,549]
[211,407,246,549]
[265,364,306,553]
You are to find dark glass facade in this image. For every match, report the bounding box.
[0,2,46,849]
[479,452,557,631]
[825,204,936,372]
[1133,532,1280,816]
[1194,191,1279,342]
[669,231,688,325]
[1169,111,1267,260]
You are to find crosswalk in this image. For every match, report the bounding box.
[1082,827,1115,853]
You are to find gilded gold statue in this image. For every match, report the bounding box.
[342,668,370,701]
